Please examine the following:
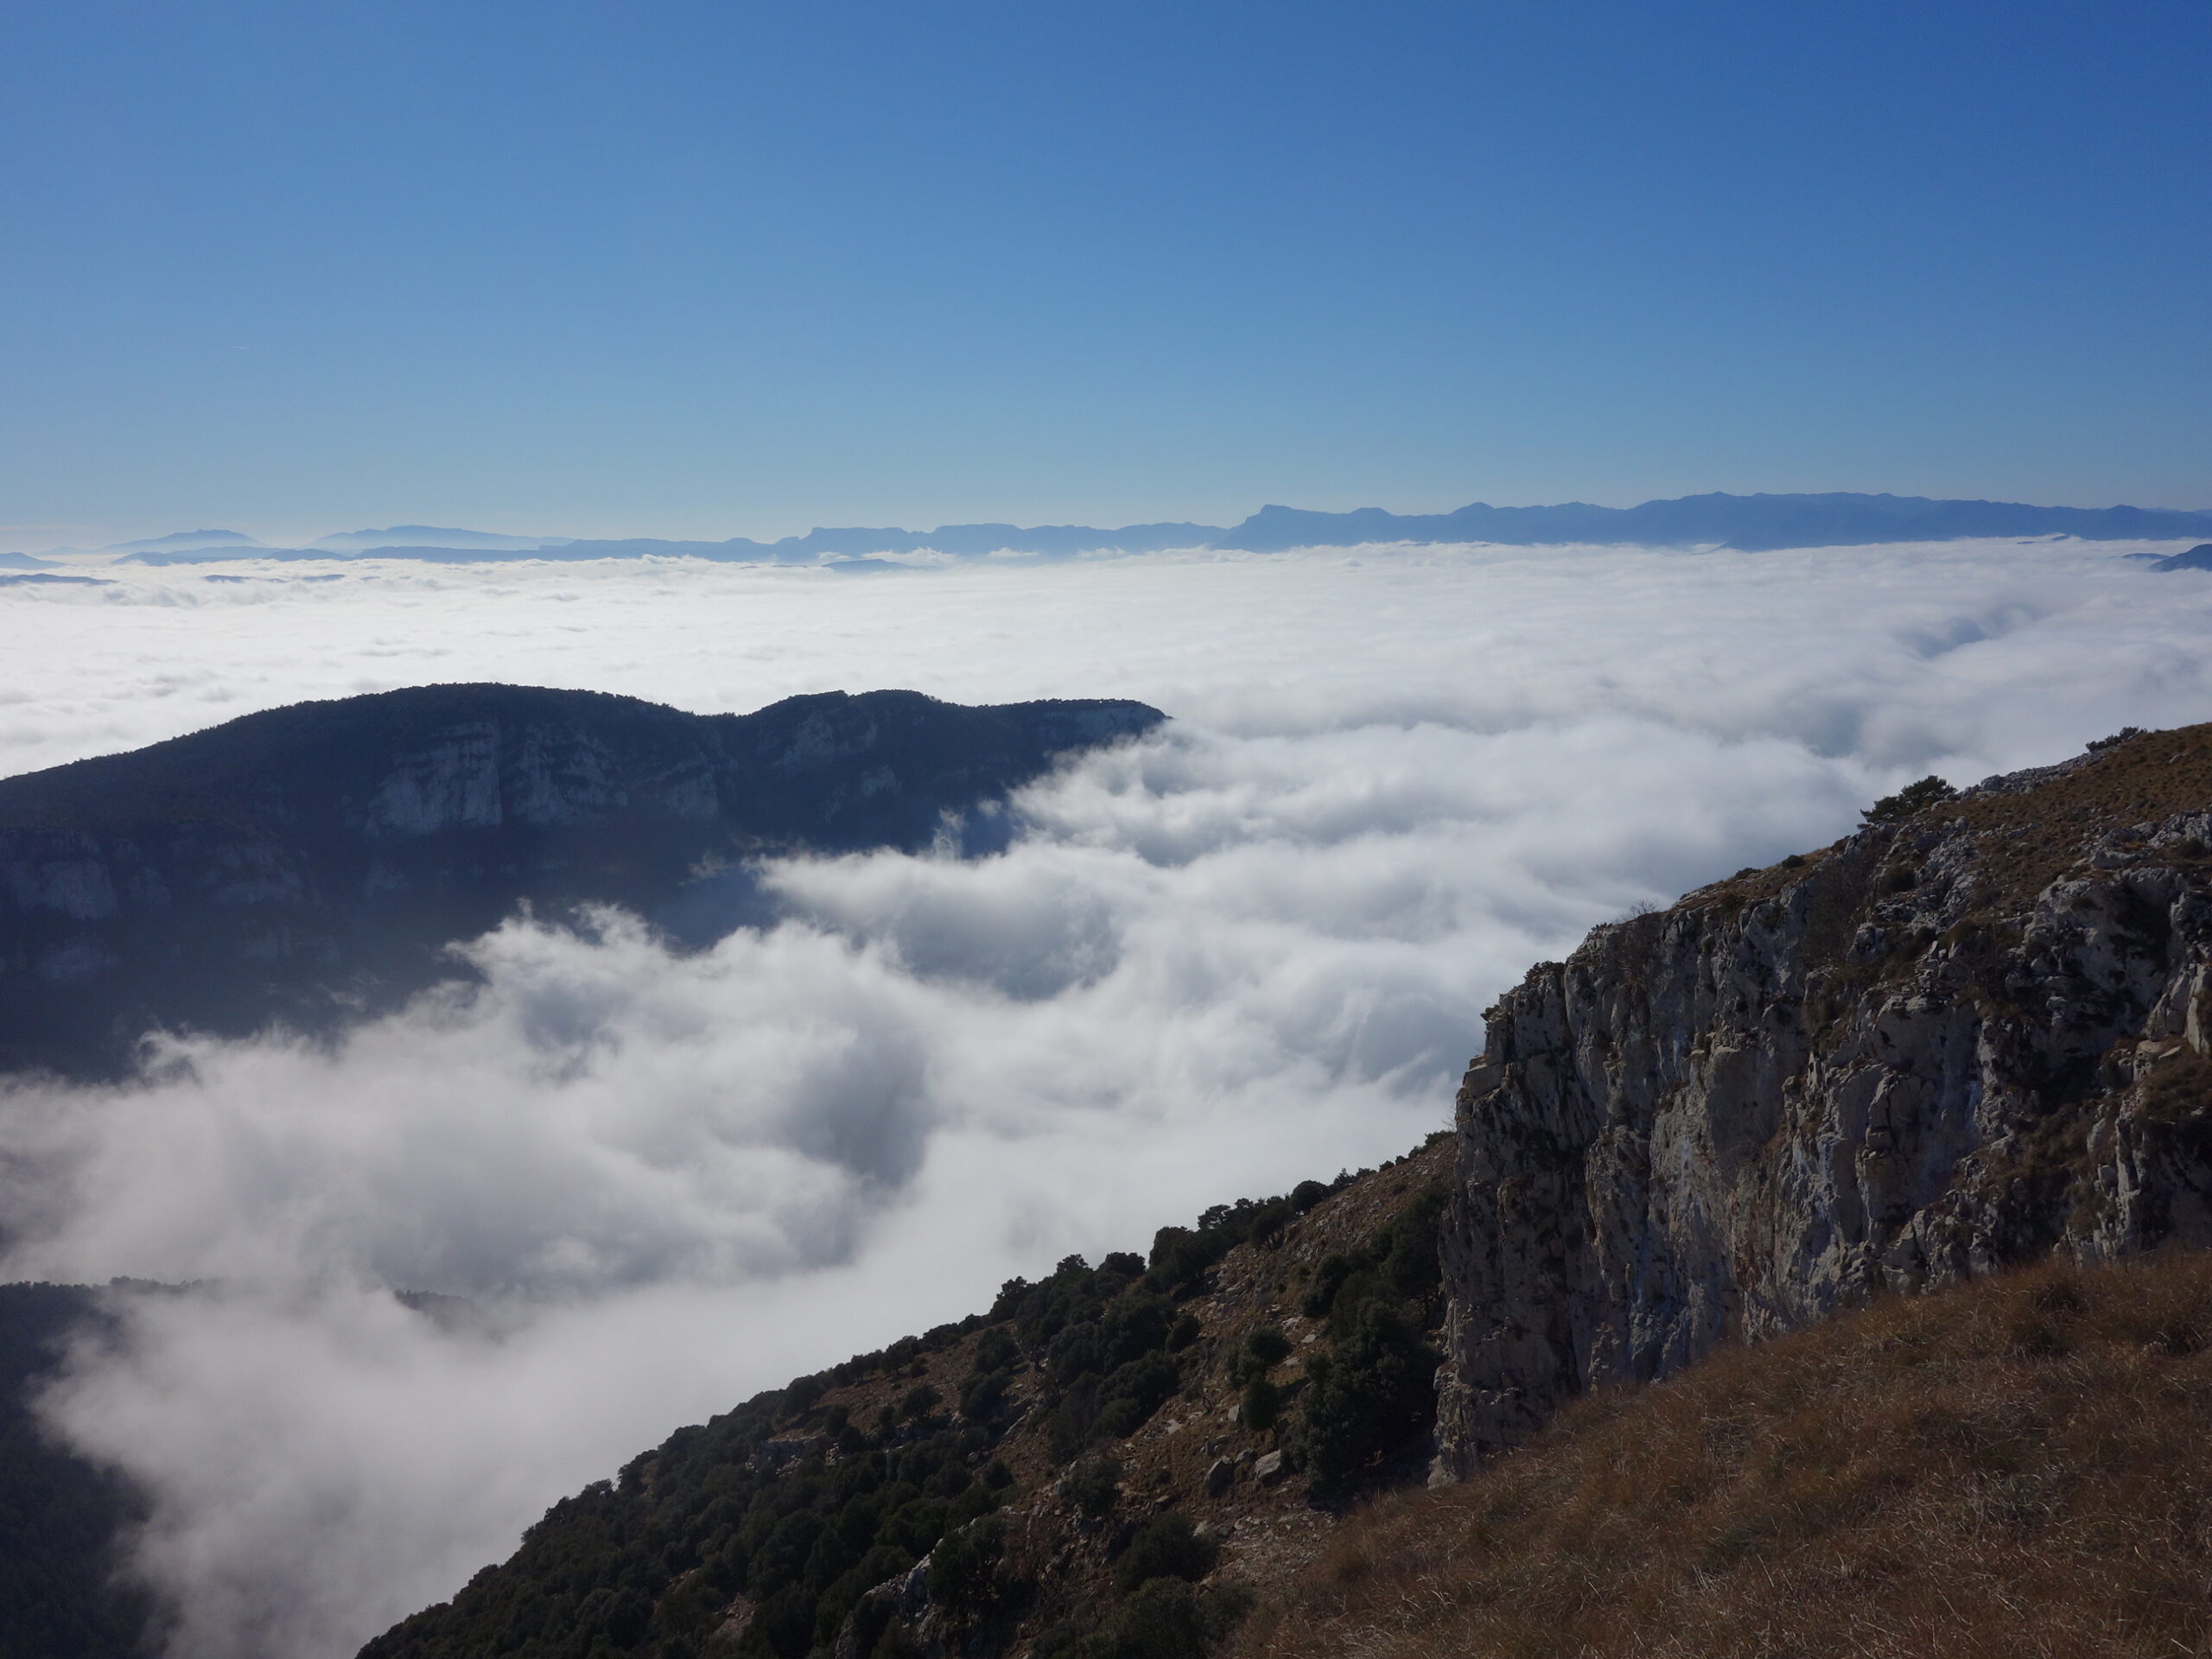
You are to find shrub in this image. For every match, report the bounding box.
[959,1368,1010,1421]
[1236,1326,1292,1380]
[898,1384,941,1423]
[1049,1379,1101,1461]
[1294,1300,1439,1500]
[972,1325,1020,1374]
[1065,1457,1122,1522]
[1301,1254,1360,1319]
[929,1516,1004,1617]
[1379,1188,1446,1296]
[1054,1579,1254,1659]
[1096,1351,1180,1439]
[1862,774,1956,826]
[1114,1513,1219,1595]
[1240,1376,1281,1433]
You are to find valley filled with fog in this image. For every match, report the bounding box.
[3,537,2209,1658]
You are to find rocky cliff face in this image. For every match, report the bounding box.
[1435,725,2212,1477]
[0,684,1162,1075]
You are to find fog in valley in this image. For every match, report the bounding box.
[3,538,2209,1656]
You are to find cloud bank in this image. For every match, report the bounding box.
[2,539,2210,1656]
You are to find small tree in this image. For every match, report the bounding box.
[1861,775,1955,826]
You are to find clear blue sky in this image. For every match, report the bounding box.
[2,1,2206,546]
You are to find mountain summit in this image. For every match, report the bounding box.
[0,684,1163,1074]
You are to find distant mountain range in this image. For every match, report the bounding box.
[22,492,2212,568]
[0,684,1163,1076]
[306,525,580,552]
[1214,493,2212,553]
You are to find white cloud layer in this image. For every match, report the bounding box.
[2,538,2210,1656]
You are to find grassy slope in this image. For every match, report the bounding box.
[1239,1250,2212,1659]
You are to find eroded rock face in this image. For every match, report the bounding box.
[0,684,1163,1074]
[1434,729,2212,1477]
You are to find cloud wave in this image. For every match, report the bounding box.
[2,538,2209,1656]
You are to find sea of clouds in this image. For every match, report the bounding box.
[3,537,2211,1656]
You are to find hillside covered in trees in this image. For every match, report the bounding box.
[359,1141,1456,1659]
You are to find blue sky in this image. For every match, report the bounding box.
[2,1,2206,545]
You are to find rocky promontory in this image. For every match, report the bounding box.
[1436,725,2212,1474]
[0,684,1162,1074]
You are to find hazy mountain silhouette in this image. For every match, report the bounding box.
[308,526,579,552]
[1212,492,2212,552]
[2152,543,2212,571]
[0,684,1164,1076]
[97,529,264,553]
[65,493,2212,569]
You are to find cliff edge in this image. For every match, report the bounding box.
[1436,724,2212,1475]
[0,684,1163,1075]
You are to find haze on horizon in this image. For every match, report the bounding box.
[3,1,2208,548]
[4,4,2212,1657]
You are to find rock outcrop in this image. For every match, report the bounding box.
[0,683,1162,1074]
[1435,726,2212,1476]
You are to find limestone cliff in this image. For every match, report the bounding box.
[0,684,1162,1074]
[1435,725,2212,1476]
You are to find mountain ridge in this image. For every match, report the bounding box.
[60,491,2212,566]
[10,721,2212,1657]
[0,684,1164,1075]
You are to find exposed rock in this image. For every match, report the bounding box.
[713,1592,754,1644]
[0,683,1163,1074]
[1434,724,2212,1476]
[1252,1451,1284,1485]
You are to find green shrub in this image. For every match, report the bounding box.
[972,1325,1020,1373]
[958,1367,1010,1420]
[1114,1513,1218,1595]
[898,1383,942,1422]
[930,1516,1004,1616]
[1301,1254,1360,1319]
[1380,1186,1446,1296]
[1096,1351,1179,1437]
[1240,1376,1281,1433]
[1862,774,1955,826]
[1236,1326,1292,1380]
[1065,1458,1121,1522]
[1294,1300,1438,1500]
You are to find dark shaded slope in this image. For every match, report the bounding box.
[0,685,1162,1074]
[0,1285,155,1659]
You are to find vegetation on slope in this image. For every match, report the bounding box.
[1239,1249,2212,1659]
[359,1144,1455,1659]
[0,1285,156,1659]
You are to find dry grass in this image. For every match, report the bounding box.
[1235,1252,2212,1659]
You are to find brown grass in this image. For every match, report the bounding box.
[1235,1252,2212,1659]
